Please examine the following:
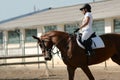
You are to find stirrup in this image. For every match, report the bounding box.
[87,50,95,56]
[87,51,91,56]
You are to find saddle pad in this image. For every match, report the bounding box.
[76,36,105,49]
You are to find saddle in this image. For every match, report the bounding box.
[69,32,105,56]
[77,32,96,47]
[77,32,96,55]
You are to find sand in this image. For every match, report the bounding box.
[0,65,119,80]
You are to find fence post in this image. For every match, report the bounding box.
[22,40,25,65]
[4,41,8,64]
[19,29,26,65]
[3,31,8,64]
[37,44,40,68]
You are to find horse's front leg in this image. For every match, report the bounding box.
[67,66,76,80]
[81,66,95,80]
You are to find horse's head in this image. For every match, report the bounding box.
[32,35,53,60]
[33,31,73,60]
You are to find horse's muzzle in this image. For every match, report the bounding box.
[44,53,52,61]
[45,57,52,60]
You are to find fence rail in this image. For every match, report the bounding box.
[0,61,46,66]
[0,54,46,66]
[0,54,44,59]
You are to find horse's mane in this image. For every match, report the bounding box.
[42,31,69,37]
[41,31,70,41]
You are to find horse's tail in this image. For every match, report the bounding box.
[111,54,120,65]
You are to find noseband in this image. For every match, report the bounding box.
[40,40,52,54]
[40,39,61,56]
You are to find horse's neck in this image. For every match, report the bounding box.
[54,35,75,58]
[50,31,83,57]
[52,33,85,60]
[52,33,69,54]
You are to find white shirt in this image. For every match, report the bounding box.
[81,12,93,32]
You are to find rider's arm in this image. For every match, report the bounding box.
[74,15,90,33]
[80,16,90,29]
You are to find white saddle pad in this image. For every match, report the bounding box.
[76,36,105,49]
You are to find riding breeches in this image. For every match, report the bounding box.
[81,30,93,42]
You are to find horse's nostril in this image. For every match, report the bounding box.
[44,53,52,61]
[45,57,51,61]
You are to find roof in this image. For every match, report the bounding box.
[0,7,52,24]
[0,0,120,30]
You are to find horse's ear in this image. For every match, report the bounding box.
[32,35,41,42]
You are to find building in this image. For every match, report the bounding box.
[0,0,120,66]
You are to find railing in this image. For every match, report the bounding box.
[0,40,42,66]
[0,54,46,66]
[0,54,50,76]
[0,40,55,68]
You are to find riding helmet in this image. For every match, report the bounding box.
[80,3,91,12]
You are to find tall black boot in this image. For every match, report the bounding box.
[83,40,94,56]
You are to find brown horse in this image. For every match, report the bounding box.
[33,31,120,80]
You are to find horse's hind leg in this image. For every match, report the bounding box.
[111,54,120,65]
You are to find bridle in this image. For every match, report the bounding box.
[40,34,71,56]
[40,33,73,60]
[39,39,60,56]
[39,40,52,54]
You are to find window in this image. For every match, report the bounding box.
[8,30,20,44]
[0,32,3,44]
[92,20,105,35]
[114,19,120,33]
[64,23,79,34]
[44,25,57,32]
[25,29,37,43]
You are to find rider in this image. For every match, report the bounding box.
[75,3,94,55]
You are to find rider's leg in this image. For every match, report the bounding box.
[81,31,90,42]
[82,31,94,55]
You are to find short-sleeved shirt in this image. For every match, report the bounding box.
[81,12,93,32]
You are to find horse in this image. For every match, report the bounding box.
[33,31,120,80]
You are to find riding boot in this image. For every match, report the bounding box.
[83,40,94,56]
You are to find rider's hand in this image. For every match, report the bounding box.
[74,28,80,33]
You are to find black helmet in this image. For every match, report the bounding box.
[80,3,91,12]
